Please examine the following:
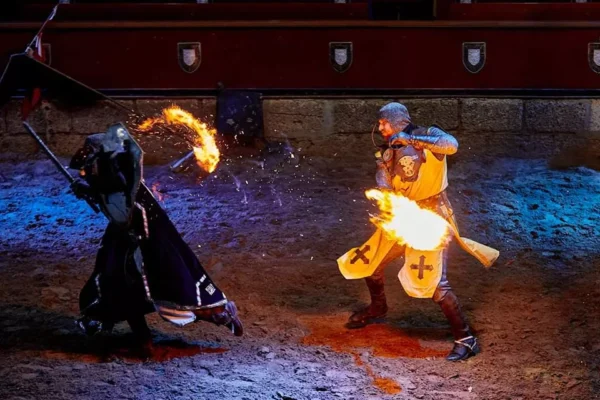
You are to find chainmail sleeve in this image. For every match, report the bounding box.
[410,126,458,155]
[375,161,393,190]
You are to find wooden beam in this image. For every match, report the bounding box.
[6,20,600,30]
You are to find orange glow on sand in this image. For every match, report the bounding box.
[301,316,448,395]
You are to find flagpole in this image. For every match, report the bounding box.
[18,0,137,117]
[24,3,59,53]
[19,3,59,121]
[17,1,143,127]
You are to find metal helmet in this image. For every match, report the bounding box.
[69,133,104,170]
[70,123,144,226]
[379,102,411,132]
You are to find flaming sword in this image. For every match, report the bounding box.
[170,150,195,172]
[23,121,100,213]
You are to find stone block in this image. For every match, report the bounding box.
[198,98,217,127]
[134,99,216,164]
[5,100,46,134]
[47,134,89,157]
[333,99,388,133]
[588,99,600,132]
[278,134,373,159]
[0,135,38,154]
[525,100,589,133]
[263,99,329,139]
[462,99,523,132]
[399,99,459,130]
[136,135,190,165]
[71,100,134,134]
[457,131,594,159]
[41,100,72,134]
[0,103,5,133]
[136,98,215,125]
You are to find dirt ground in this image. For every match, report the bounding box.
[0,142,599,400]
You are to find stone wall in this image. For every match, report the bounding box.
[263,98,600,161]
[1,97,599,163]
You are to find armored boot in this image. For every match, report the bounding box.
[76,316,115,336]
[437,291,479,361]
[346,276,388,329]
[193,301,244,337]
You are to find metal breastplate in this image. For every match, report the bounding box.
[84,153,130,225]
[390,145,425,183]
[76,124,143,227]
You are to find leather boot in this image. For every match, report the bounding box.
[193,301,244,337]
[447,335,479,362]
[76,316,114,336]
[215,302,244,337]
[346,276,388,329]
[127,314,155,359]
[437,291,480,361]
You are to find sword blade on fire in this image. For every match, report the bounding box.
[170,150,195,172]
[368,191,499,268]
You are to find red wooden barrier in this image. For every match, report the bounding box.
[3,20,600,92]
[436,0,600,21]
[3,3,370,22]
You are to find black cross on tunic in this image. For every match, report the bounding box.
[350,245,370,264]
[410,255,433,280]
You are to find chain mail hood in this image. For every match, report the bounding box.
[379,102,412,132]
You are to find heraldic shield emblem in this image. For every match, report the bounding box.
[462,42,486,74]
[178,42,201,74]
[329,42,353,73]
[589,43,600,74]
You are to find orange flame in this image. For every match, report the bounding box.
[366,189,450,251]
[138,106,220,173]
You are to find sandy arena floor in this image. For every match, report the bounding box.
[0,145,599,400]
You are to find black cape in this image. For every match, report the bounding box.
[80,183,228,325]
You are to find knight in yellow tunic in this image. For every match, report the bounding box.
[340,102,492,362]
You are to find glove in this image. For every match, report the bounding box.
[70,177,94,201]
[389,132,411,147]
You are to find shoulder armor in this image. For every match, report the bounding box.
[426,124,447,135]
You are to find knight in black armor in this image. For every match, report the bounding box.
[69,123,243,355]
[339,103,499,361]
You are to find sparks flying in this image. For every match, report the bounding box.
[137,106,220,173]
